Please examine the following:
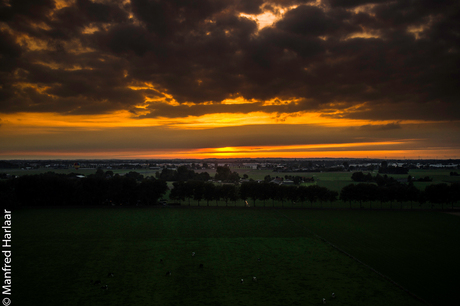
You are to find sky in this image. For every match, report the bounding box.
[1,0,459,160]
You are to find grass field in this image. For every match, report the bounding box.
[281,209,460,305]
[12,207,459,306]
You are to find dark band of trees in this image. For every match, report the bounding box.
[1,168,459,209]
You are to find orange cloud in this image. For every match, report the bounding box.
[2,110,415,131]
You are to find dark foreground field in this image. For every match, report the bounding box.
[12,207,459,306]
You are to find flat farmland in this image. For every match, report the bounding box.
[242,168,459,192]
[198,168,355,192]
[282,209,460,305]
[0,168,100,177]
[2,167,458,192]
[12,207,459,306]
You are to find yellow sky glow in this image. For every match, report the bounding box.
[2,110,451,159]
[0,110,424,132]
[196,142,406,153]
[183,142,414,158]
[2,147,455,160]
[239,4,301,30]
[157,148,459,160]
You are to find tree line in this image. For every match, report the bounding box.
[348,171,460,209]
[1,168,459,209]
[0,171,168,207]
[169,181,337,207]
[340,182,460,209]
[157,166,240,183]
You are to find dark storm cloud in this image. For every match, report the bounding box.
[0,28,21,58]
[236,0,264,14]
[333,100,460,121]
[0,28,22,77]
[138,99,311,118]
[276,5,347,37]
[0,0,129,40]
[327,0,387,8]
[0,0,56,23]
[0,0,459,121]
[358,122,402,131]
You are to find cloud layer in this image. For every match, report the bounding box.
[0,0,459,121]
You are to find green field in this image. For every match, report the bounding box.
[281,210,460,305]
[12,207,460,306]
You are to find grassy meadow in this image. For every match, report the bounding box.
[281,209,460,305]
[12,207,460,306]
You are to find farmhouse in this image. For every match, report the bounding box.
[269,178,284,185]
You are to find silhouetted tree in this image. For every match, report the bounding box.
[215,166,231,181]
[190,181,205,206]
[449,183,460,209]
[406,182,420,209]
[125,171,144,181]
[239,182,251,205]
[176,166,194,181]
[0,179,15,208]
[276,185,290,207]
[170,181,186,204]
[138,178,168,205]
[340,184,356,208]
[425,183,450,209]
[203,182,216,206]
[221,184,238,206]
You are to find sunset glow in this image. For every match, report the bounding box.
[0,110,430,131]
[1,0,459,160]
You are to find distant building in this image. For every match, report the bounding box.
[269,178,283,185]
[243,163,258,169]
